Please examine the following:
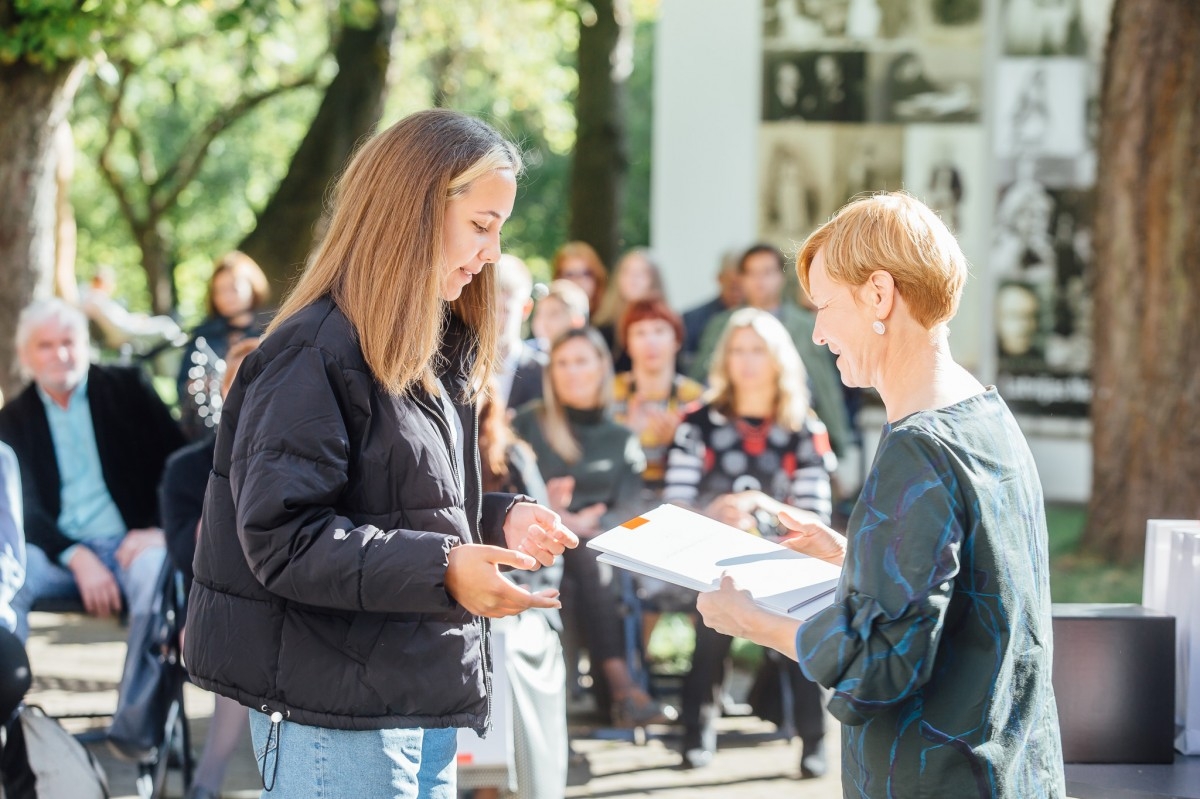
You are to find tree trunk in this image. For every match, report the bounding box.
[134,218,175,315]
[1085,0,1200,563]
[0,60,83,399]
[239,0,398,300]
[569,0,633,270]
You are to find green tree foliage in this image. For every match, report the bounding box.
[71,1,329,316]
[382,0,656,277]
[68,0,659,317]
[384,0,579,277]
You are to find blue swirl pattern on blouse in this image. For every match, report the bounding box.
[796,389,1064,798]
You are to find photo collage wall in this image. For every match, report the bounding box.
[990,0,1110,417]
[758,0,1111,418]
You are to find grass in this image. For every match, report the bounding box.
[645,502,1145,670]
[1046,503,1143,604]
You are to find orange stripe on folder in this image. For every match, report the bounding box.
[621,516,650,529]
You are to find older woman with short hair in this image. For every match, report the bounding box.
[697,192,1065,797]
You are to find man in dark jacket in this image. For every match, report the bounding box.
[0,299,185,641]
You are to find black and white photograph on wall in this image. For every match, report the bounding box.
[866,49,980,123]
[995,279,1049,366]
[758,123,840,245]
[762,0,916,48]
[902,125,986,252]
[832,124,904,204]
[1002,0,1112,58]
[763,50,867,122]
[993,58,1088,158]
[916,0,984,48]
[992,177,1094,416]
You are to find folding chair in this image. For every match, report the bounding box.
[109,560,194,799]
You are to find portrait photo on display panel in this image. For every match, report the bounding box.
[763,50,868,123]
[992,57,1089,159]
[916,0,983,47]
[990,180,1094,377]
[866,48,981,124]
[902,124,987,254]
[1001,0,1111,58]
[831,123,905,207]
[762,0,919,49]
[758,122,840,246]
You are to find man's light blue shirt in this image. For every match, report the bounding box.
[37,374,126,566]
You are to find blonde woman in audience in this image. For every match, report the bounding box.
[665,308,835,773]
[512,328,675,727]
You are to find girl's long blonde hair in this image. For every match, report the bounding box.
[268,109,523,399]
[706,308,811,432]
[539,327,615,463]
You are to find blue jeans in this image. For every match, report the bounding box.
[11,538,165,642]
[249,709,458,799]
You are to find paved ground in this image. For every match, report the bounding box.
[24,611,845,798]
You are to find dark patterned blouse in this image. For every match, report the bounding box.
[797,388,1065,798]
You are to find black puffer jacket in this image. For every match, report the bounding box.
[185,296,517,733]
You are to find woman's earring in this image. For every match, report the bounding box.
[872,320,886,335]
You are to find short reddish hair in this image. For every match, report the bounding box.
[619,298,684,347]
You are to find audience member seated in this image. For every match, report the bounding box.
[0,427,32,793]
[494,255,547,414]
[680,250,743,372]
[527,279,590,355]
[0,299,185,655]
[176,252,271,440]
[512,328,674,727]
[0,441,25,639]
[610,299,705,650]
[664,308,835,774]
[158,337,259,799]
[611,299,704,501]
[473,385,568,799]
[689,244,853,463]
[593,248,668,372]
[551,241,607,319]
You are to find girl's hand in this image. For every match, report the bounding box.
[503,501,579,568]
[446,544,562,618]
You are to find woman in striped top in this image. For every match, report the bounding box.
[664,307,836,774]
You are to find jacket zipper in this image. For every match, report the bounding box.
[470,404,494,733]
[419,384,493,732]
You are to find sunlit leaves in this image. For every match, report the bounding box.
[70,0,327,319]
